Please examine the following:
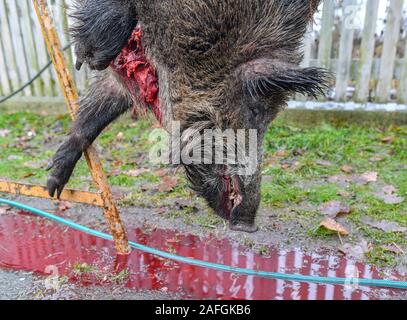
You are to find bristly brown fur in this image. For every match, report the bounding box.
[48,0,328,232]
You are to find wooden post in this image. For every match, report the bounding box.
[335,0,356,101]
[32,0,130,254]
[376,0,404,103]
[317,0,335,69]
[355,0,380,103]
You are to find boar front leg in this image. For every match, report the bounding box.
[47,71,133,198]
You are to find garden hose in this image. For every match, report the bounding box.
[0,198,406,290]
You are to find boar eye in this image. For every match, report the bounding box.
[245,67,331,100]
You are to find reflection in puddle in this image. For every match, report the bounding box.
[0,212,404,300]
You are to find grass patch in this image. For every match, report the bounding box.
[1,111,406,268]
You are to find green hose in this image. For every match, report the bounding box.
[1,198,406,290]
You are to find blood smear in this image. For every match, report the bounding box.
[111,26,162,123]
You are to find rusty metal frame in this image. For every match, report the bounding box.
[0,0,130,254]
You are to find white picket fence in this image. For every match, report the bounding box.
[0,0,406,106]
[0,0,89,99]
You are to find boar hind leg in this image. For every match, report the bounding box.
[47,71,133,198]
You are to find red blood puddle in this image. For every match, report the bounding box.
[111,26,162,123]
[0,211,405,300]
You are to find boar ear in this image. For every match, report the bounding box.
[240,59,331,100]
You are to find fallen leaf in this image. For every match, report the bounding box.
[339,240,371,260]
[124,168,150,177]
[155,169,170,177]
[141,183,157,192]
[292,148,305,156]
[341,165,354,174]
[381,136,394,144]
[382,185,397,195]
[274,150,289,158]
[158,176,179,193]
[281,163,291,170]
[0,206,11,215]
[116,132,125,141]
[337,191,351,198]
[315,160,333,167]
[320,218,349,236]
[22,172,35,179]
[382,195,405,205]
[363,218,407,233]
[320,201,351,218]
[327,175,350,185]
[375,185,404,205]
[57,201,72,212]
[352,172,378,185]
[369,156,384,163]
[0,129,10,137]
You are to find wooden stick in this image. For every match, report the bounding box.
[31,0,130,254]
[0,180,104,207]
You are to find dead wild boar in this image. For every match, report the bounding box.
[47,0,329,233]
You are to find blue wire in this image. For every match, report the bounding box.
[1,198,406,290]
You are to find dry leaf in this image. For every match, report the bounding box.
[363,218,407,233]
[320,218,349,236]
[382,185,397,195]
[381,136,394,144]
[315,160,333,167]
[0,206,11,215]
[57,201,72,212]
[155,169,170,177]
[383,195,404,205]
[369,156,384,163]
[375,185,404,205]
[141,183,157,192]
[337,191,351,198]
[116,132,125,141]
[352,172,378,185]
[339,240,371,260]
[292,148,305,156]
[158,176,179,193]
[341,165,354,174]
[22,172,35,179]
[281,163,291,170]
[124,168,150,177]
[320,201,351,218]
[275,150,289,158]
[327,175,350,185]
